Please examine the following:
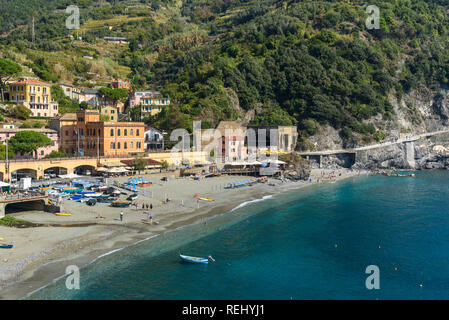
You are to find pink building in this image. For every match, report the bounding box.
[0,128,59,159]
[215,121,247,163]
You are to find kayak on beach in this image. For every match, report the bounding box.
[0,244,13,249]
[198,197,216,201]
[55,213,72,216]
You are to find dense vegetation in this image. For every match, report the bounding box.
[1,0,449,148]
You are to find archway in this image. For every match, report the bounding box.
[11,169,37,181]
[74,165,95,175]
[44,167,68,177]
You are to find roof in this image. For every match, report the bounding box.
[83,89,99,94]
[10,79,51,86]
[57,113,77,121]
[120,159,161,166]
[0,128,57,134]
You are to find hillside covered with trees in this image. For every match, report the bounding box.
[1,0,449,149]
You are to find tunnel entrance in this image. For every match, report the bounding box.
[44,167,68,176]
[5,200,45,214]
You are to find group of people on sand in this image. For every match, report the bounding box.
[134,202,153,211]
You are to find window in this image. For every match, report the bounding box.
[98,129,101,136]
[110,129,114,136]
[124,142,127,149]
[110,142,115,149]
[137,142,141,149]
[130,129,133,136]
[136,129,140,136]
[51,141,55,146]
[124,129,127,136]
[130,142,133,149]
[118,129,121,136]
[41,150,44,156]
[117,142,121,149]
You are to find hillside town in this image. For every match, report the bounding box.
[0,76,299,183]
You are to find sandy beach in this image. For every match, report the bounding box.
[0,168,366,299]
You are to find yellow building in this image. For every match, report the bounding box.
[7,79,59,118]
[100,106,119,122]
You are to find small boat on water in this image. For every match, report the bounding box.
[179,254,209,264]
[0,244,13,249]
[111,201,131,208]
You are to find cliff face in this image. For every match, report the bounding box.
[307,87,449,153]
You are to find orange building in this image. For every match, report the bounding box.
[51,110,145,157]
[75,110,145,157]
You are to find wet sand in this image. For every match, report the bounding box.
[0,169,366,299]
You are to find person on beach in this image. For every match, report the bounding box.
[135,202,138,210]
[146,203,149,210]
[120,212,123,221]
[142,203,145,210]
[150,203,153,210]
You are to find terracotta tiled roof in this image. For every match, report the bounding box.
[10,79,51,86]
[120,159,161,166]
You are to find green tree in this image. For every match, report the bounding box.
[0,144,15,160]
[132,157,147,173]
[98,87,129,108]
[9,131,52,159]
[0,58,22,102]
[9,105,31,120]
[44,149,68,159]
[79,101,88,110]
[160,160,169,170]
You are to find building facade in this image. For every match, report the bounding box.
[7,79,59,118]
[49,113,78,156]
[129,91,170,118]
[111,79,132,92]
[100,106,119,122]
[144,127,164,151]
[246,125,298,153]
[60,84,83,101]
[195,121,247,163]
[73,110,145,157]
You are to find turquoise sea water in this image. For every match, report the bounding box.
[28,170,449,299]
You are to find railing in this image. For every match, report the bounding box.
[0,150,203,163]
[0,190,48,201]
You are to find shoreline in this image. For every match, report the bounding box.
[0,169,367,300]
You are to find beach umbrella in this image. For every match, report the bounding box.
[193,193,199,198]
